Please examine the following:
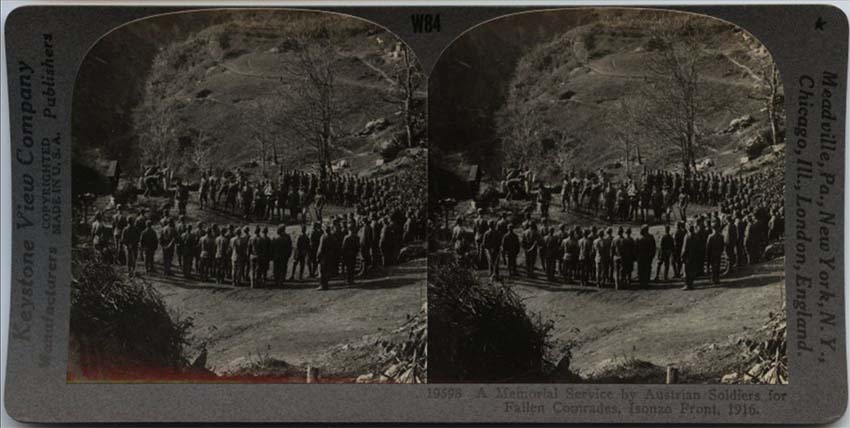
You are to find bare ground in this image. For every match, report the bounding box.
[496,257,784,382]
[144,257,425,380]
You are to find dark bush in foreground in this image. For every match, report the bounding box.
[428,262,553,382]
[69,249,194,380]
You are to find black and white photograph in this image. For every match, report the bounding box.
[69,9,427,383]
[428,8,787,384]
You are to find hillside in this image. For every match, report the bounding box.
[429,8,783,183]
[73,10,425,183]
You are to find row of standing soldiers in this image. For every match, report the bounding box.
[90,168,427,289]
[528,169,768,224]
[455,169,784,290]
[191,168,392,223]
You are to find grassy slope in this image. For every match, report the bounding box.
[430,9,780,181]
[74,10,419,179]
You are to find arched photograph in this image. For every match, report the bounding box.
[428,8,786,384]
[70,9,427,383]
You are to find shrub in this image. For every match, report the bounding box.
[428,262,554,382]
[69,249,194,380]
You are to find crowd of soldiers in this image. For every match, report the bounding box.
[185,168,393,224]
[88,167,426,290]
[455,168,784,291]
[505,166,770,225]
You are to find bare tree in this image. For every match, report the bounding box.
[190,130,218,173]
[636,17,718,177]
[501,100,545,169]
[386,44,425,148]
[277,28,355,181]
[750,62,784,146]
[135,100,180,173]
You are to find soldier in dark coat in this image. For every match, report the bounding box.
[258,227,272,285]
[140,220,159,274]
[501,224,520,277]
[611,227,625,289]
[341,222,360,285]
[308,223,323,277]
[317,223,340,290]
[622,228,636,288]
[291,224,310,281]
[272,225,292,287]
[635,225,656,289]
[681,224,702,290]
[180,224,195,279]
[706,225,726,284]
[672,221,686,278]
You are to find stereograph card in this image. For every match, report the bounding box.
[1,1,847,424]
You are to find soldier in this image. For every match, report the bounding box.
[317,222,340,290]
[672,221,686,278]
[198,226,215,282]
[723,214,738,275]
[160,218,176,276]
[635,225,656,289]
[248,226,262,288]
[736,213,748,266]
[314,190,325,223]
[272,225,293,287]
[308,222,323,277]
[744,214,763,264]
[358,216,374,276]
[291,224,310,281]
[592,230,607,288]
[622,228,636,288]
[578,229,593,286]
[482,220,501,281]
[522,222,539,279]
[140,220,159,274]
[91,213,109,261]
[681,223,702,290]
[611,227,625,289]
[501,223,520,277]
[379,217,394,267]
[215,226,229,284]
[199,172,209,210]
[538,183,551,220]
[539,227,552,279]
[370,215,383,268]
[181,224,196,279]
[655,224,674,281]
[259,227,272,284]
[177,181,190,216]
[677,192,689,221]
[112,206,127,265]
[230,227,248,287]
[706,224,725,285]
[121,216,140,276]
[341,222,360,285]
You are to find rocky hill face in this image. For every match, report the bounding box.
[430,8,784,182]
[73,10,424,181]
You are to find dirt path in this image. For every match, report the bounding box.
[503,257,784,377]
[148,258,425,376]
